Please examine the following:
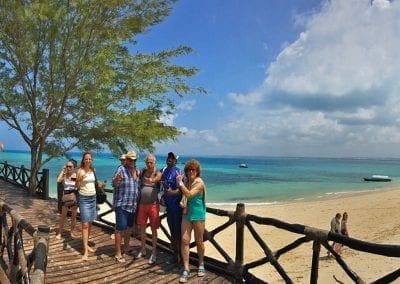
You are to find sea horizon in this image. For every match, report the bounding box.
[1,149,399,205]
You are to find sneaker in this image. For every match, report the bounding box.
[135,251,146,259]
[198,264,205,277]
[148,254,156,264]
[179,269,190,283]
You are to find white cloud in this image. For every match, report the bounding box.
[158,110,175,126]
[177,100,196,111]
[266,0,400,99]
[163,0,400,157]
[227,91,264,106]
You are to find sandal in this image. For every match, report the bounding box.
[198,264,205,277]
[179,269,190,283]
[114,256,126,263]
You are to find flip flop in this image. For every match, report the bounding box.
[114,256,126,263]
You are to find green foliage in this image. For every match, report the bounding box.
[0,0,205,175]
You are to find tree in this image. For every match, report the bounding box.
[0,1,204,195]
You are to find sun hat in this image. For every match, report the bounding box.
[125,151,137,160]
[119,154,126,161]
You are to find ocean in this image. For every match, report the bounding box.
[1,150,399,205]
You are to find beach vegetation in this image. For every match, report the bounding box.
[0,1,205,194]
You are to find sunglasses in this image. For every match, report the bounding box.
[187,168,197,172]
[66,165,73,168]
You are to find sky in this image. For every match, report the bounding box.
[2,0,400,158]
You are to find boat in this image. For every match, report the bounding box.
[363,175,391,182]
[239,163,248,168]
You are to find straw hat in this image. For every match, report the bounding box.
[125,151,137,160]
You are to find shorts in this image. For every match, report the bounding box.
[115,207,134,232]
[78,194,97,223]
[136,203,160,230]
[166,209,182,241]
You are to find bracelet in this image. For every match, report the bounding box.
[179,182,184,187]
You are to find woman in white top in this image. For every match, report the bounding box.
[56,160,78,239]
[76,151,97,261]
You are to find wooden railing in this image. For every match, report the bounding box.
[67,189,400,283]
[0,162,49,200]
[0,194,50,284]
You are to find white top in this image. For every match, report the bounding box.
[79,171,96,196]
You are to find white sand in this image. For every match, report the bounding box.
[203,187,400,283]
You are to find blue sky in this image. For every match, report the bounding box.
[2,0,400,158]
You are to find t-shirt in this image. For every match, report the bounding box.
[161,166,182,213]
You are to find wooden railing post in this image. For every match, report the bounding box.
[234,203,245,281]
[20,165,26,185]
[310,240,320,283]
[31,225,50,284]
[4,161,8,182]
[42,169,49,200]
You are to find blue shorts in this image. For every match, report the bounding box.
[166,210,182,241]
[115,207,134,231]
[78,194,97,223]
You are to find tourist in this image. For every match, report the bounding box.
[111,150,140,263]
[329,212,342,255]
[110,153,127,241]
[136,154,162,264]
[76,151,99,261]
[177,159,207,282]
[161,152,183,264]
[56,160,78,239]
[341,212,349,236]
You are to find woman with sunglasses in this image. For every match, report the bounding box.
[56,160,78,239]
[176,159,206,283]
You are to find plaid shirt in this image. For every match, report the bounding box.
[112,165,140,213]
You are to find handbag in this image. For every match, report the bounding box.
[62,192,77,207]
[94,171,107,204]
[180,195,188,214]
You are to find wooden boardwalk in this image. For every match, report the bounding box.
[0,180,234,283]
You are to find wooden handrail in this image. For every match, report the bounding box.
[84,189,400,283]
[0,194,50,283]
[0,162,49,200]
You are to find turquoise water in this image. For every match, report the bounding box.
[1,150,399,204]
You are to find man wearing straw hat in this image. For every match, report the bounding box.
[111,150,140,262]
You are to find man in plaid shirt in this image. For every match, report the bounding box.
[111,150,141,263]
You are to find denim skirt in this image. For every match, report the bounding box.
[78,194,97,222]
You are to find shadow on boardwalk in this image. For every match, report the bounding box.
[0,179,233,283]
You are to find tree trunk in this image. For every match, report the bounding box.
[29,145,42,196]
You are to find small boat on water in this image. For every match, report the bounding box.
[363,175,391,182]
[239,163,248,168]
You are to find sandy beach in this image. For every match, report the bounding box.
[198,187,400,283]
[100,186,400,283]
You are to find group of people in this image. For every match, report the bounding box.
[57,150,206,282]
[329,211,349,255]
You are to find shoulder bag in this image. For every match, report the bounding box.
[94,171,107,204]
